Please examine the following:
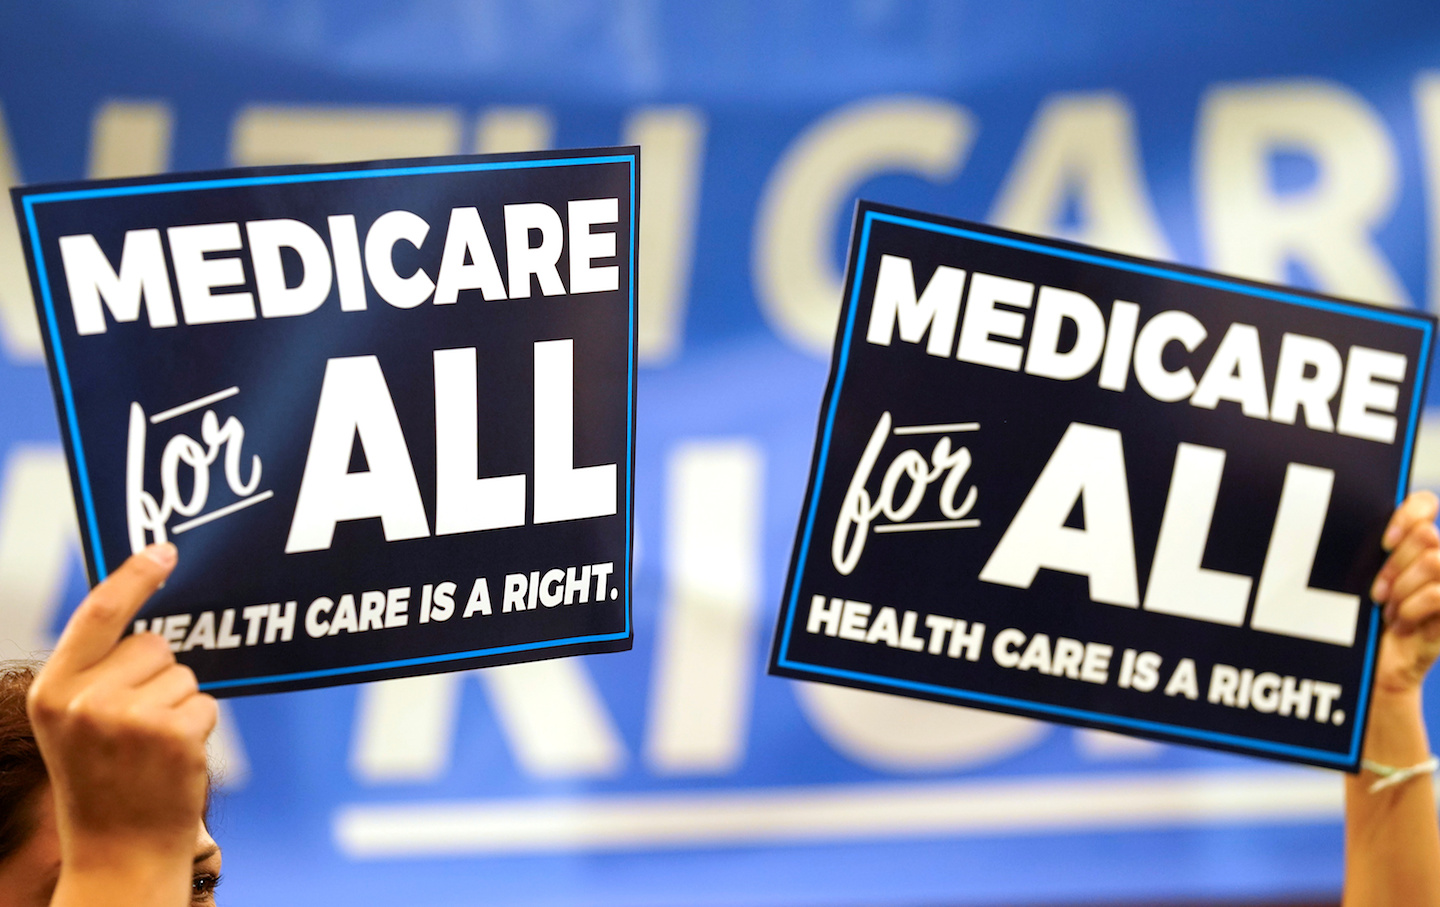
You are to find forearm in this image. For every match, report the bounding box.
[1343,689,1440,907]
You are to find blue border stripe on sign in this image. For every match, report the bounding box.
[873,212,1437,330]
[626,157,636,632]
[22,199,108,576]
[22,155,637,205]
[1399,321,1434,500]
[775,213,875,666]
[27,152,638,689]
[1351,606,1384,761]
[199,629,632,691]
[776,207,1433,769]
[789,659,1351,765]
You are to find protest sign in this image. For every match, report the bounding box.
[770,201,1434,769]
[14,148,637,696]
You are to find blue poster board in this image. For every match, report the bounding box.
[773,202,1433,770]
[14,149,637,694]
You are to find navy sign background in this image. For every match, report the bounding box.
[771,201,1433,770]
[14,149,637,696]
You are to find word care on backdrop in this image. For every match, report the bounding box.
[770,201,1434,770]
[14,148,638,696]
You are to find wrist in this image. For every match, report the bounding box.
[1373,668,1430,699]
[1368,684,1424,713]
[1362,688,1431,769]
[61,825,195,873]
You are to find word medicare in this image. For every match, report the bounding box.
[55,198,622,333]
[867,253,1408,445]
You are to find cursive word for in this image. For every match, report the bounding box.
[125,386,271,552]
[831,411,979,575]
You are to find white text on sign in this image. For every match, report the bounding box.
[979,423,1361,647]
[285,339,616,553]
[866,253,1407,444]
[57,198,621,333]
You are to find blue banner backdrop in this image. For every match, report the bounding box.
[3,2,1440,904]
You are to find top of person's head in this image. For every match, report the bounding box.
[0,662,45,867]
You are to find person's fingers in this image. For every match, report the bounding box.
[1374,519,1440,602]
[171,692,219,742]
[132,663,201,710]
[1388,580,1440,637]
[82,632,176,689]
[1383,491,1440,551]
[1384,546,1440,622]
[47,544,177,675]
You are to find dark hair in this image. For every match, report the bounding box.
[0,661,46,865]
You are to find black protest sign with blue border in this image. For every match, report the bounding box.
[769,200,1434,770]
[14,148,637,696]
